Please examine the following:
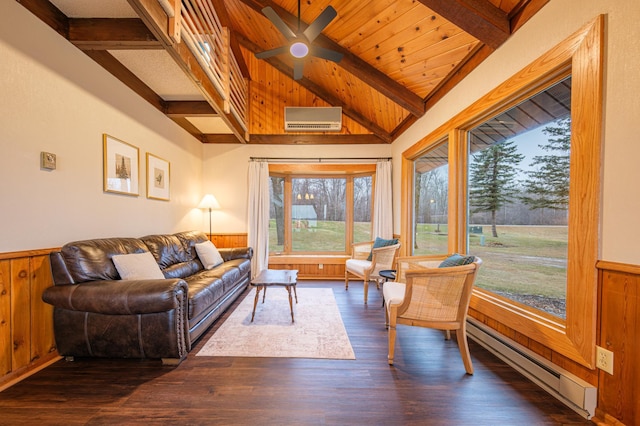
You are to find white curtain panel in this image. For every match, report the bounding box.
[372,160,393,239]
[247,160,270,278]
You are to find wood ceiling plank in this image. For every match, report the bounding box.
[330,0,402,45]
[233,0,425,117]
[344,2,445,55]
[417,0,510,49]
[239,37,392,141]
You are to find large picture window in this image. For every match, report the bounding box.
[401,17,603,368]
[269,165,375,254]
[468,77,571,319]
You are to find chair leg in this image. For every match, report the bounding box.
[456,325,474,375]
[388,324,397,365]
[345,271,349,290]
[363,280,369,304]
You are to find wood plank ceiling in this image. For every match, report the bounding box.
[16,0,550,144]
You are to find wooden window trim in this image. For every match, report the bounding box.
[400,16,604,368]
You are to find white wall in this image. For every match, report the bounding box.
[0,1,204,252]
[202,144,392,232]
[391,0,640,265]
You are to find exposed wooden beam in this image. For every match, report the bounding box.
[164,101,218,117]
[235,0,425,118]
[417,0,510,50]
[247,134,388,145]
[127,0,248,143]
[68,18,162,50]
[237,34,392,143]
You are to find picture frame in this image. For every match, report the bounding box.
[146,153,170,201]
[103,134,139,196]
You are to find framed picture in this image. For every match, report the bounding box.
[103,134,139,196]
[146,153,170,201]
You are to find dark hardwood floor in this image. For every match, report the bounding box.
[0,281,591,425]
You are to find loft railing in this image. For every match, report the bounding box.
[229,52,248,128]
[176,0,248,133]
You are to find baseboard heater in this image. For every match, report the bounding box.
[466,318,596,419]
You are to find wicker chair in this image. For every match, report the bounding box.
[345,241,400,304]
[383,256,482,374]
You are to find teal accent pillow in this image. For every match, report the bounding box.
[367,237,399,261]
[439,253,475,268]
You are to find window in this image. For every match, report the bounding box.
[269,165,375,254]
[401,17,603,368]
[468,77,571,319]
[413,140,449,255]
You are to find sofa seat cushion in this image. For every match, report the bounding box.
[163,260,203,279]
[219,258,252,281]
[184,274,226,321]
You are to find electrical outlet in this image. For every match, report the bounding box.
[596,346,614,375]
[318,263,324,269]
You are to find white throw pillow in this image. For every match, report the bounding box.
[112,252,165,280]
[195,240,224,269]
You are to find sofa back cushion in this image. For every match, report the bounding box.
[140,234,190,269]
[140,231,210,279]
[60,238,149,283]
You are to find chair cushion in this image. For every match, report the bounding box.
[367,237,399,261]
[439,253,475,268]
[112,252,165,280]
[383,281,406,308]
[346,258,372,276]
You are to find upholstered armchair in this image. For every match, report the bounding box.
[383,255,482,374]
[345,239,400,304]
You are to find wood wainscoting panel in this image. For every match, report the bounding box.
[0,251,60,391]
[593,261,640,426]
[268,255,348,280]
[208,233,248,248]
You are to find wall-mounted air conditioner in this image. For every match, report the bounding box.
[284,107,342,132]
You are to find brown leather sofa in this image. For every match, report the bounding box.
[43,230,252,364]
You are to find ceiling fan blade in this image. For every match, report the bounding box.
[261,7,296,41]
[303,6,337,42]
[293,60,304,80]
[255,45,289,59]
[310,45,344,63]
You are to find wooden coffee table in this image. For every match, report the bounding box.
[250,269,299,322]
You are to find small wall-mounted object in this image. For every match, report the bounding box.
[41,151,57,170]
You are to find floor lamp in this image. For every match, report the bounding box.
[198,194,220,237]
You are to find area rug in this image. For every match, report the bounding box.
[197,287,355,359]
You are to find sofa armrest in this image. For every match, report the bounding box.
[42,279,188,315]
[218,247,253,262]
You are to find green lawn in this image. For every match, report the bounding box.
[271,220,568,317]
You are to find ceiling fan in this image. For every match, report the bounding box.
[255,0,344,80]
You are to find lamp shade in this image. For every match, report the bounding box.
[198,194,220,210]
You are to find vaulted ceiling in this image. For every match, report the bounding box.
[17,0,549,144]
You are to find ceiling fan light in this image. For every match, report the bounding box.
[290,42,309,58]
